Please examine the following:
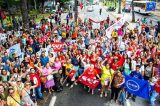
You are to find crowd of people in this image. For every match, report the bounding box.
[0,7,160,106]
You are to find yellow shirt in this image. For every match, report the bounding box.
[64,63,73,75]
[7,91,21,106]
[62,32,66,38]
[112,31,118,38]
[101,66,114,81]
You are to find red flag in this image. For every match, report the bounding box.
[51,42,64,52]
[68,70,76,81]
[78,73,100,89]
[0,11,6,20]
[80,2,83,10]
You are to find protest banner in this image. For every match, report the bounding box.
[106,17,125,39]
[8,43,21,57]
[67,70,76,81]
[51,42,64,52]
[124,75,150,100]
[78,74,100,89]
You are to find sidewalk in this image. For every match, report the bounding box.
[151,10,160,18]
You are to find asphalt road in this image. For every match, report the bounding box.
[45,85,159,106]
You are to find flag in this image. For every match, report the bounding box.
[78,74,100,89]
[68,70,76,81]
[8,43,21,57]
[0,11,6,20]
[51,42,64,52]
[124,75,150,100]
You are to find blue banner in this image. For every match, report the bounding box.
[146,2,156,11]
[124,75,150,100]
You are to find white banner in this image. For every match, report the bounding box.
[92,23,100,29]
[105,17,125,39]
[8,43,21,57]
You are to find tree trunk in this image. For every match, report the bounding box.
[118,0,121,14]
[34,0,37,10]
[6,0,11,20]
[21,0,30,30]
[131,0,135,22]
[74,0,78,26]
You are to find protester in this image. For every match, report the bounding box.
[110,71,125,103]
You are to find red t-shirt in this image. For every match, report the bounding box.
[30,73,41,87]
[155,80,160,93]
[84,68,98,78]
[111,62,119,71]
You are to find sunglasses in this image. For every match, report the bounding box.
[17,81,21,82]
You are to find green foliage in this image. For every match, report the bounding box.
[60,0,70,3]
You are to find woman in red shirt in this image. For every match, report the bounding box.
[83,65,100,95]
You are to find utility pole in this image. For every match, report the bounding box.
[74,0,78,26]
[131,0,135,22]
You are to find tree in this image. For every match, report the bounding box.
[131,0,135,22]
[118,0,121,14]
[21,0,29,30]
[34,0,37,10]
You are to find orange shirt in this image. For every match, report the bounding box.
[72,32,77,38]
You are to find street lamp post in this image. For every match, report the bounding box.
[132,0,135,22]
[74,0,78,26]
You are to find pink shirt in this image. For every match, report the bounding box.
[53,61,61,70]
[42,67,53,75]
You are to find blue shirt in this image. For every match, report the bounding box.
[2,56,9,63]
[3,64,10,71]
[130,71,143,79]
[40,56,49,66]
[84,37,90,45]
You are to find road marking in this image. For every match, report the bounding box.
[49,96,57,106]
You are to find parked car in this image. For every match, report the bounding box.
[106,7,116,12]
[122,8,131,13]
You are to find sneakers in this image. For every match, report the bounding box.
[66,83,69,87]
[74,82,77,85]
[110,99,114,103]
[91,90,94,95]
[104,92,107,97]
[100,93,103,98]
[70,84,74,88]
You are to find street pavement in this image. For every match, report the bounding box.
[45,85,159,106]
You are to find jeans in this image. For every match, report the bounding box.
[78,67,84,75]
[119,92,126,104]
[35,85,43,100]
[150,91,159,106]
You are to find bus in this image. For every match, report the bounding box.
[133,1,156,14]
